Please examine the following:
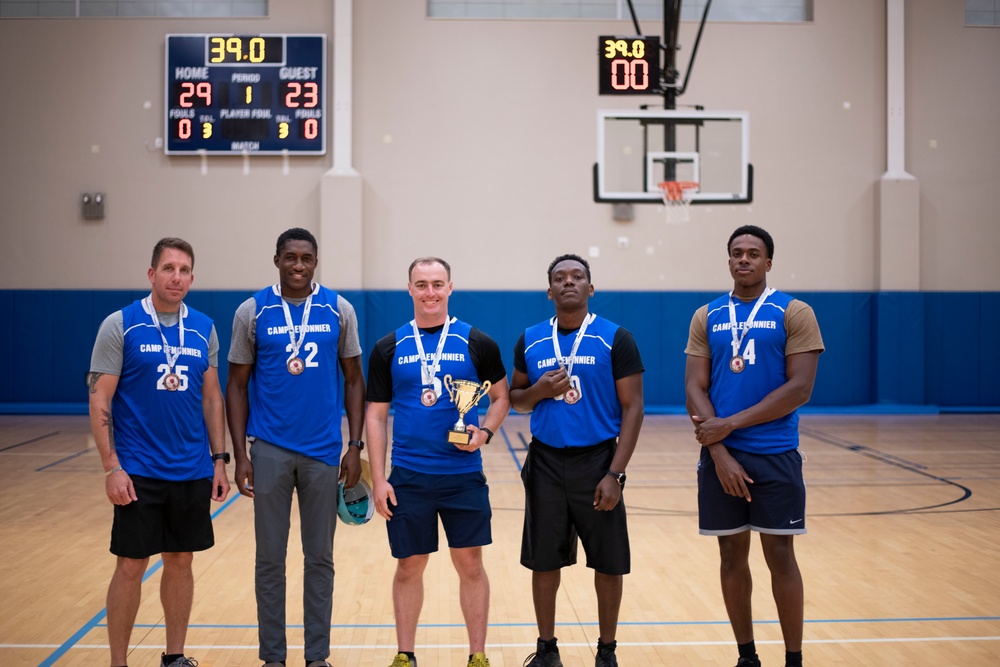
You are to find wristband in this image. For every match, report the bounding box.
[348,439,365,451]
[105,465,123,477]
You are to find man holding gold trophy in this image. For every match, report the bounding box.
[366,257,510,667]
[510,254,645,667]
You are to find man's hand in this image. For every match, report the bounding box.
[372,479,396,520]
[234,457,255,498]
[452,425,488,452]
[105,469,138,506]
[211,463,230,502]
[593,474,623,511]
[339,445,362,489]
[707,443,754,501]
[692,414,735,446]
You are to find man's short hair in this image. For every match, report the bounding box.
[151,238,195,269]
[547,253,591,284]
[727,225,774,259]
[408,257,451,281]
[276,227,318,256]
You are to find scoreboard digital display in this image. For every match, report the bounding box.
[598,35,661,95]
[165,34,326,155]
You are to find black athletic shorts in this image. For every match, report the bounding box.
[520,438,630,575]
[697,446,806,536]
[110,475,214,559]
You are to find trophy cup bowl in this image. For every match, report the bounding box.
[443,374,492,446]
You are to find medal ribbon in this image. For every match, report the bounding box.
[727,287,775,357]
[145,294,184,371]
[278,283,315,365]
[411,316,453,385]
[551,312,596,378]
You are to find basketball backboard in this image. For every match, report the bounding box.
[594,109,752,204]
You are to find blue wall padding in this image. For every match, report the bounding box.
[1,289,996,410]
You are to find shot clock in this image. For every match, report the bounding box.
[598,35,661,95]
[165,34,326,155]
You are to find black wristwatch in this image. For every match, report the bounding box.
[348,439,365,451]
[480,427,494,444]
[606,470,626,487]
[212,452,230,464]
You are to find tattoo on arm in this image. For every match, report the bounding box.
[101,409,115,452]
[88,372,104,395]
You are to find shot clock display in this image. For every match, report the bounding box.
[598,35,661,95]
[165,34,326,155]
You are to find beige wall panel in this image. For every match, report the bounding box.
[0,1,996,291]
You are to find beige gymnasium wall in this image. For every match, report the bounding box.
[0,0,996,293]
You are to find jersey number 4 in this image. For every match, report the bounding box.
[731,339,757,366]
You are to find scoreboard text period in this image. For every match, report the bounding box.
[165,34,327,155]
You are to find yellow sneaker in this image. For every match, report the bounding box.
[391,653,417,667]
[467,652,490,667]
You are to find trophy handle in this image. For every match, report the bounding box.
[443,374,456,401]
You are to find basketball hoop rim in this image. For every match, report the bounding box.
[657,181,700,202]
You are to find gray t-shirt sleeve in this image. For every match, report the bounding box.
[338,295,362,358]
[90,311,125,375]
[227,297,258,365]
[228,293,361,364]
[208,325,220,367]
[91,310,220,371]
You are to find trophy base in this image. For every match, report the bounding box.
[448,429,472,446]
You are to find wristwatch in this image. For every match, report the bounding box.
[348,439,365,451]
[480,427,494,444]
[212,452,230,464]
[606,470,626,487]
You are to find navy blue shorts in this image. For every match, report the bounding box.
[385,466,492,559]
[111,475,214,559]
[520,438,630,575]
[697,446,806,536]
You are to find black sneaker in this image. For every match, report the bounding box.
[523,640,563,667]
[161,655,198,667]
[595,640,618,667]
[736,657,761,667]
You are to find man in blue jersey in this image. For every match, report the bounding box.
[366,257,510,667]
[684,225,824,667]
[510,253,645,667]
[226,228,366,667]
[88,237,230,667]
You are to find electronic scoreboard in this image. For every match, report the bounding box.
[165,34,326,155]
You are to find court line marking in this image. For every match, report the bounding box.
[0,431,61,452]
[37,493,242,667]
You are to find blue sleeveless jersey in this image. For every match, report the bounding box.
[390,318,483,474]
[522,315,622,447]
[247,284,345,464]
[114,299,214,481]
[705,290,799,454]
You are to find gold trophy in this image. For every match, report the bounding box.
[443,374,492,446]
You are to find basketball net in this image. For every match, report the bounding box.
[657,181,699,224]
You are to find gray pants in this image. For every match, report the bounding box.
[251,438,339,662]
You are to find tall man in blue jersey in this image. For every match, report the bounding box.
[510,254,645,667]
[89,237,230,667]
[366,257,510,667]
[685,225,824,667]
[226,228,366,667]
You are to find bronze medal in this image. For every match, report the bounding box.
[421,388,438,406]
[564,387,581,404]
[729,355,745,373]
[287,357,305,375]
[164,373,181,391]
